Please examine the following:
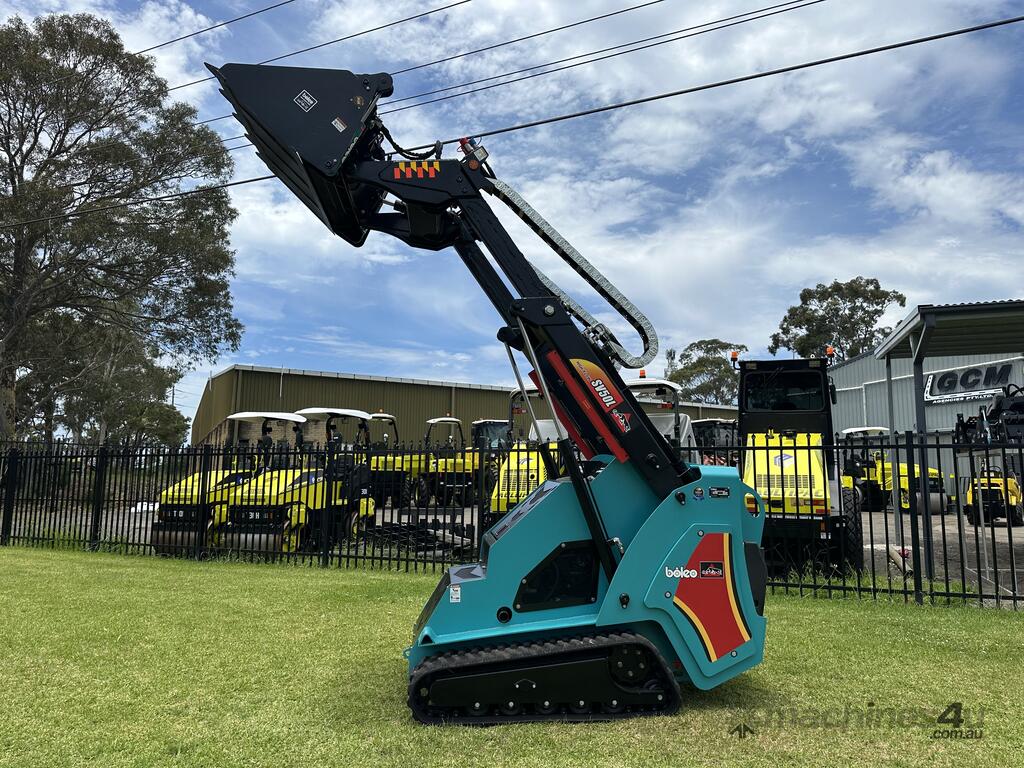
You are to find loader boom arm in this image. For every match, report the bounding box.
[207,62,697,505]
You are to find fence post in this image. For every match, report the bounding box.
[904,431,924,605]
[1,448,20,546]
[320,445,335,568]
[88,446,109,551]
[194,445,213,560]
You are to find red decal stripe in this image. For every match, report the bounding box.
[545,352,628,463]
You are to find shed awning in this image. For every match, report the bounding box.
[874,300,1024,360]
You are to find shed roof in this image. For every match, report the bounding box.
[874,300,1024,360]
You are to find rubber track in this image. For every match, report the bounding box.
[408,631,682,725]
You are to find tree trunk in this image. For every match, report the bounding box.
[43,398,55,444]
[0,363,15,441]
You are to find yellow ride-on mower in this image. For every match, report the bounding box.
[738,357,863,574]
[150,411,296,555]
[840,426,945,514]
[415,417,484,508]
[222,408,375,554]
[368,412,420,509]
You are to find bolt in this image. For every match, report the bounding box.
[543,305,555,316]
[657,694,664,701]
[532,683,536,689]
[579,700,585,707]
[698,529,704,536]
[544,700,550,707]
[731,650,738,657]
[627,671,634,677]
[639,663,645,669]
[474,702,481,709]
[617,661,623,668]
[521,578,527,584]
[508,701,515,708]
[515,604,521,610]
[612,699,618,707]
[515,683,519,689]
[664,591,671,599]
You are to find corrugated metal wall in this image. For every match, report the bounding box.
[192,365,738,445]
[831,352,1024,434]
[193,366,513,445]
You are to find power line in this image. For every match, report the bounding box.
[45,1,301,87]
[401,12,1024,151]
[6,13,1023,231]
[168,0,473,93]
[192,0,667,126]
[2,176,274,230]
[390,0,666,76]
[380,0,823,115]
[133,0,300,55]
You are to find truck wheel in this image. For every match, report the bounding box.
[1010,503,1024,527]
[840,487,864,573]
[964,504,978,527]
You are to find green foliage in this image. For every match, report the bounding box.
[768,276,906,360]
[664,338,747,404]
[0,13,242,438]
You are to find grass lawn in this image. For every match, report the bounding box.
[0,548,1021,768]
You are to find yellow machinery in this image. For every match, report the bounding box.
[840,426,945,513]
[955,385,1024,527]
[222,408,375,553]
[150,411,302,555]
[962,464,1022,527]
[368,412,426,509]
[416,416,495,508]
[738,357,863,573]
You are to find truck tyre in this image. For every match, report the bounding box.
[964,504,979,527]
[414,476,432,508]
[840,487,864,573]
[1010,503,1024,528]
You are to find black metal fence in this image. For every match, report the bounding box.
[0,435,1020,608]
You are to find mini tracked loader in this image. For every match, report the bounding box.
[209,62,767,723]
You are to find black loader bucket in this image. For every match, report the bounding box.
[205,63,393,246]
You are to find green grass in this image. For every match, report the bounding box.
[0,548,1021,768]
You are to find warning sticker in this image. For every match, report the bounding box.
[331,116,347,134]
[449,584,461,604]
[294,89,318,112]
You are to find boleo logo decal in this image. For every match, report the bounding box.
[773,453,794,467]
[570,358,623,413]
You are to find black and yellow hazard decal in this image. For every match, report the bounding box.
[392,160,441,179]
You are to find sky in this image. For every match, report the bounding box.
[5,0,1024,424]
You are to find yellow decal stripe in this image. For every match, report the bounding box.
[673,596,718,662]
[723,533,752,643]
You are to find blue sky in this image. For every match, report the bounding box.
[6,0,1024,422]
